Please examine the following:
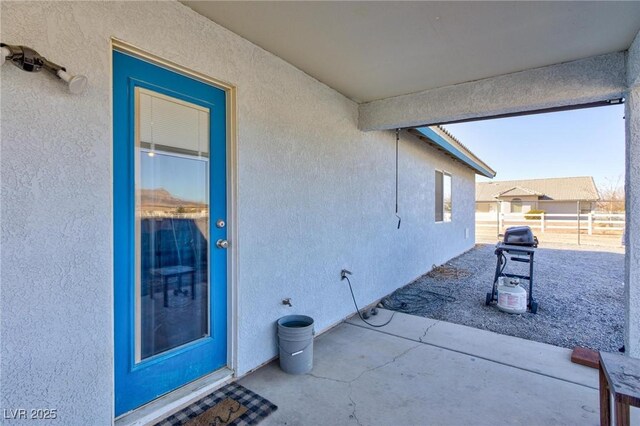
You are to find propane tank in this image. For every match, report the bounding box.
[497,277,527,314]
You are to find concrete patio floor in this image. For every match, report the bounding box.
[240,310,602,426]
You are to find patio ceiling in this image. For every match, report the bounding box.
[182,1,640,103]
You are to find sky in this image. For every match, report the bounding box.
[442,104,625,192]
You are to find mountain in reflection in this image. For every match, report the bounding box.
[139,188,207,218]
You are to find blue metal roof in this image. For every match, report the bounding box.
[411,126,496,178]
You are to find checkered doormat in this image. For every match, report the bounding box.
[155,383,277,426]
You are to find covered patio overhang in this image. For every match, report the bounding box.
[3,2,640,424]
[188,1,640,358]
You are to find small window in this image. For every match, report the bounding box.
[435,171,452,222]
[580,202,592,214]
[511,198,523,213]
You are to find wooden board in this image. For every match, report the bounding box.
[600,351,640,405]
[571,347,600,369]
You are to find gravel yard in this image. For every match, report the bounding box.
[382,244,625,352]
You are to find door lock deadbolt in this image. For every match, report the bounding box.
[216,219,226,229]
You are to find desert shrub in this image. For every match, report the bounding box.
[524,209,545,220]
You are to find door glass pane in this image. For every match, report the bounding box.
[135,88,210,361]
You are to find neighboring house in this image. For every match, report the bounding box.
[476,177,600,215]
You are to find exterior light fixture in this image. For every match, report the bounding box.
[0,43,87,94]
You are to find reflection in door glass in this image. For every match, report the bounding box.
[135,88,210,361]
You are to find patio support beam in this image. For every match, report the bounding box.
[358,52,626,131]
[625,29,640,358]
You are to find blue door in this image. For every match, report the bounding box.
[113,51,227,416]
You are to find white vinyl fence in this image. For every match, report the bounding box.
[476,212,625,235]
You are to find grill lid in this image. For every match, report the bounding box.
[503,226,538,247]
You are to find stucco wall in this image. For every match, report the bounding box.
[625,29,640,358]
[536,201,580,215]
[0,2,475,423]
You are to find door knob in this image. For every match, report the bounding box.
[216,239,229,249]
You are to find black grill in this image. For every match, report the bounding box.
[486,225,539,313]
[502,226,538,247]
